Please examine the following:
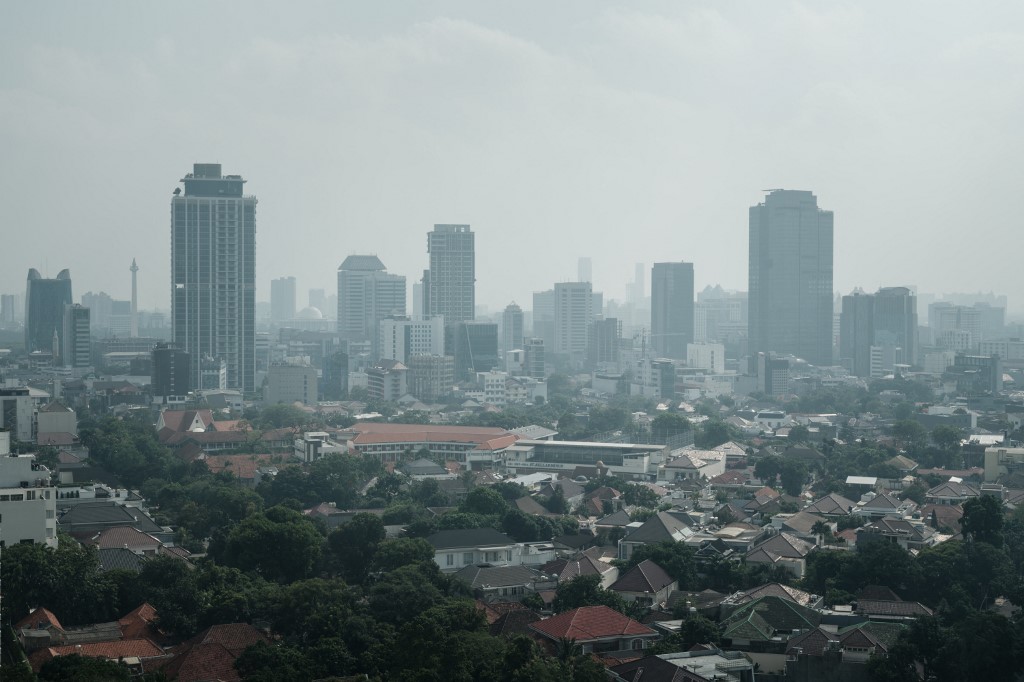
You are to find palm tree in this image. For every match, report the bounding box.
[811,520,832,545]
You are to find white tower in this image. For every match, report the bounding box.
[130,258,139,337]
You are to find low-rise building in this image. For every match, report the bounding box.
[0,431,57,547]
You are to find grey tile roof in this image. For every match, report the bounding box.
[622,511,691,545]
[610,559,675,594]
[427,528,517,550]
[453,564,542,589]
[58,502,163,534]
[97,547,147,573]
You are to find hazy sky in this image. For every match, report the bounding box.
[3,2,1023,316]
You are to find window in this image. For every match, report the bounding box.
[631,639,645,650]
[45,509,54,519]
[446,553,454,566]
[463,552,474,564]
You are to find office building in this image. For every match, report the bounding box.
[171,163,256,392]
[337,255,406,353]
[651,262,694,360]
[379,316,445,365]
[578,257,592,283]
[152,342,191,404]
[553,281,593,363]
[588,317,621,366]
[61,304,91,369]
[0,432,57,548]
[687,342,725,374]
[749,190,834,366]
[532,289,555,352]
[874,287,918,366]
[25,268,73,354]
[408,354,455,401]
[756,352,790,398]
[840,292,875,377]
[264,360,318,405]
[524,337,546,379]
[451,321,498,382]
[502,302,524,358]
[929,303,983,350]
[1,294,19,324]
[270,276,297,324]
[424,224,475,325]
[366,360,409,402]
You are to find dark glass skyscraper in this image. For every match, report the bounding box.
[749,190,834,366]
[171,164,256,392]
[651,262,694,360]
[25,268,72,354]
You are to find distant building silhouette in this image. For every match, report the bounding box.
[337,255,405,357]
[171,163,256,392]
[650,262,694,360]
[270,276,297,324]
[749,190,834,366]
[61,304,91,369]
[25,268,72,354]
[502,302,524,359]
[424,224,475,325]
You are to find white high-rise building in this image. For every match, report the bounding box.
[424,224,475,325]
[687,342,725,374]
[379,316,445,364]
[337,255,406,352]
[553,282,593,359]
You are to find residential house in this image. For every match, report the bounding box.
[721,583,823,613]
[582,486,624,516]
[719,595,822,675]
[529,605,660,656]
[925,479,979,506]
[785,622,904,681]
[855,518,938,552]
[453,564,555,602]
[609,559,678,609]
[744,533,816,578]
[661,450,726,482]
[852,492,916,520]
[427,528,523,572]
[803,493,856,518]
[541,553,619,588]
[771,511,832,544]
[611,649,756,682]
[161,623,270,682]
[618,511,694,561]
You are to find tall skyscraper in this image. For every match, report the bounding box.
[840,291,874,377]
[25,268,72,354]
[874,287,918,366]
[171,163,256,392]
[450,321,498,381]
[337,255,406,353]
[749,190,834,366]
[578,257,592,283]
[130,258,139,337]
[424,224,475,325]
[553,281,594,362]
[650,262,695,360]
[270,277,297,323]
[502,302,524,356]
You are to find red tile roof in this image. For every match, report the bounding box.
[162,623,269,682]
[15,607,63,633]
[529,606,656,642]
[118,603,160,641]
[30,639,164,672]
[201,454,276,480]
[349,423,512,446]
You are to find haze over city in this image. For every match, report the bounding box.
[3,1,1023,315]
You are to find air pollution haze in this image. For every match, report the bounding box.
[2,2,1022,314]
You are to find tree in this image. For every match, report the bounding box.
[695,420,733,449]
[754,455,782,484]
[961,495,1004,547]
[779,460,808,496]
[619,541,697,589]
[257,403,309,429]
[328,513,386,583]
[651,413,691,444]
[891,420,927,451]
[461,487,508,516]
[649,614,720,653]
[931,425,964,450]
[371,538,436,572]
[552,575,628,614]
[788,424,810,443]
[215,506,324,582]
[545,486,568,514]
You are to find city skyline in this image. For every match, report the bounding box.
[4,3,1024,317]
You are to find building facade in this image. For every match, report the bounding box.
[171,164,256,392]
[553,281,593,363]
[25,269,72,354]
[749,190,834,366]
[651,262,695,360]
[424,224,475,325]
[270,276,297,324]
[61,304,91,369]
[336,255,406,351]
[152,342,191,404]
[502,302,524,360]
[378,316,445,365]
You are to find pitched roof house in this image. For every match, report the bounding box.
[529,605,659,655]
[609,559,678,608]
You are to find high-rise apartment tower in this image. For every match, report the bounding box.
[424,224,475,325]
[749,190,834,366]
[171,163,256,392]
[650,262,695,360]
